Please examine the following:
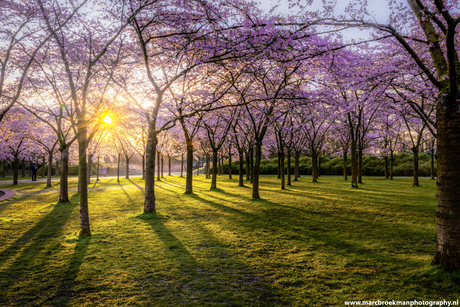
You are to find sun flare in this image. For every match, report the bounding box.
[103,114,113,124]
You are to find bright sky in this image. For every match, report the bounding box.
[258,0,397,40]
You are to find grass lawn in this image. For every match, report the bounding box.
[0,175,459,306]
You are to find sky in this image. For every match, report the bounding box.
[258,0,398,41]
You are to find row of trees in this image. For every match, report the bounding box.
[0,0,458,270]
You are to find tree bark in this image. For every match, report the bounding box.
[280,149,285,190]
[117,153,121,183]
[56,159,59,176]
[157,150,161,181]
[390,150,394,180]
[205,155,210,178]
[59,147,70,203]
[412,147,420,186]
[384,155,389,179]
[343,149,348,180]
[351,141,358,188]
[78,119,91,238]
[96,156,100,181]
[185,140,193,194]
[168,154,171,176]
[358,148,363,184]
[47,152,53,187]
[13,155,19,185]
[211,149,218,189]
[228,147,232,179]
[125,154,130,179]
[180,153,184,177]
[144,128,157,213]
[238,151,244,187]
[252,142,262,199]
[287,149,291,186]
[311,150,318,182]
[161,153,164,178]
[431,90,460,270]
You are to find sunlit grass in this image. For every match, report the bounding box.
[0,175,459,306]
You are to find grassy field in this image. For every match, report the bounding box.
[0,175,459,306]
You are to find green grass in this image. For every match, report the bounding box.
[0,175,459,306]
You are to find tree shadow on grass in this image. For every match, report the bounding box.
[52,237,92,307]
[127,178,144,191]
[0,195,79,305]
[136,212,285,305]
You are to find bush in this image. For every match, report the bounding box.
[221,153,437,177]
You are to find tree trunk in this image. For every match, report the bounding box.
[384,155,389,179]
[13,155,19,185]
[211,149,218,189]
[205,155,210,178]
[390,150,394,180]
[168,154,171,176]
[238,151,244,187]
[47,152,53,187]
[311,151,318,182]
[1,160,5,177]
[96,156,100,181]
[161,153,164,178]
[185,140,193,194]
[343,149,348,180]
[287,149,292,186]
[180,153,184,177]
[280,149,285,190]
[431,90,460,270]
[56,159,59,176]
[117,153,121,183]
[252,142,262,199]
[125,155,130,179]
[157,150,161,181]
[144,128,157,213]
[228,147,232,179]
[351,142,358,188]
[294,151,300,181]
[59,147,70,203]
[77,119,91,238]
[412,147,420,186]
[358,148,363,184]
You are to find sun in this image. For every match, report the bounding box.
[103,114,113,124]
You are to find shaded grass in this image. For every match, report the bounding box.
[0,175,459,306]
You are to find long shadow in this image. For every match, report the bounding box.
[0,198,78,269]
[0,197,78,305]
[188,193,426,265]
[136,212,284,305]
[52,237,92,307]
[127,178,144,191]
